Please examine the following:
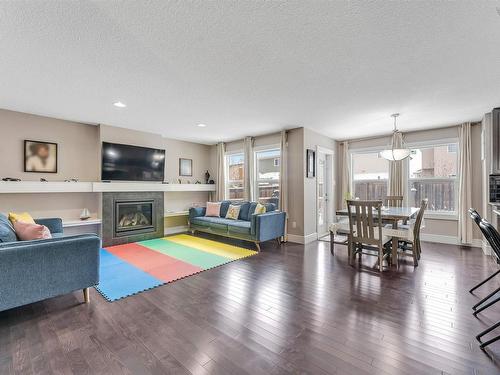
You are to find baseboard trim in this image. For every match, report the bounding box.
[421,233,482,248]
[287,231,483,249]
[287,232,318,244]
[164,225,189,235]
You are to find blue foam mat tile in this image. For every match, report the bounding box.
[95,249,164,302]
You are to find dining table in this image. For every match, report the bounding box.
[335,206,420,267]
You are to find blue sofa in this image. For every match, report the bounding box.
[0,214,100,312]
[189,201,286,251]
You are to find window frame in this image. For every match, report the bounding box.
[224,150,245,202]
[349,138,460,219]
[406,138,460,220]
[254,144,281,205]
[349,146,390,201]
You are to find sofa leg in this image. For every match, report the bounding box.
[255,242,261,252]
[276,238,281,246]
[83,288,90,303]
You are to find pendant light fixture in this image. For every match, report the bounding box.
[380,113,411,161]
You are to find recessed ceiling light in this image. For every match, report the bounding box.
[113,101,126,108]
[197,123,207,127]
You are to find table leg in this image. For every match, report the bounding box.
[392,220,398,268]
[330,231,334,255]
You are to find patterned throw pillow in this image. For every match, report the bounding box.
[254,203,266,215]
[205,202,221,217]
[225,204,241,220]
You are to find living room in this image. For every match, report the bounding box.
[1,2,500,374]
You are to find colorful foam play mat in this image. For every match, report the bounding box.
[95,234,257,302]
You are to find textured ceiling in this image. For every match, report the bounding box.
[1,1,500,144]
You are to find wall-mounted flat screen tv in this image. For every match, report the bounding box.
[101,142,165,181]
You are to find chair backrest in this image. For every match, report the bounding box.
[468,209,499,258]
[478,219,500,260]
[469,208,482,226]
[413,199,428,238]
[385,195,404,207]
[346,200,383,246]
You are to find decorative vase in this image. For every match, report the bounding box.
[80,208,91,220]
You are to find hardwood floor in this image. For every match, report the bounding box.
[1,236,500,374]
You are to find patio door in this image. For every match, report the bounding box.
[317,147,334,239]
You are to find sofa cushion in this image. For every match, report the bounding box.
[8,211,35,224]
[254,203,267,215]
[13,220,52,241]
[265,203,276,212]
[191,216,229,232]
[236,202,250,220]
[227,220,251,235]
[0,213,17,243]
[191,216,251,235]
[225,204,241,220]
[220,201,231,217]
[247,202,257,220]
[205,202,221,217]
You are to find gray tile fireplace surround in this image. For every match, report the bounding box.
[102,191,164,247]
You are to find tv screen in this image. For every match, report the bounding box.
[101,142,165,181]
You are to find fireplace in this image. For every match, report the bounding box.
[115,200,155,237]
[102,192,164,246]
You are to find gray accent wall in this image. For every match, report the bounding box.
[102,192,164,246]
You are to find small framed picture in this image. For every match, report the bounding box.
[179,158,193,176]
[24,140,58,173]
[306,149,315,178]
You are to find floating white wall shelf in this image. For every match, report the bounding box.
[0,181,93,193]
[0,181,216,194]
[62,218,102,227]
[92,182,216,193]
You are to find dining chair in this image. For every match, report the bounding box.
[329,216,350,256]
[385,199,427,266]
[472,219,500,316]
[346,200,391,272]
[473,218,500,350]
[384,195,404,208]
[468,209,500,293]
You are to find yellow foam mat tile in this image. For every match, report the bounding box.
[164,234,257,259]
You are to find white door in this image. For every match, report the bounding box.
[317,151,328,237]
[317,147,334,239]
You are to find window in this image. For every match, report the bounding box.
[351,151,389,200]
[255,148,280,206]
[408,143,458,214]
[225,152,244,201]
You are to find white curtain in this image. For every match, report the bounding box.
[279,130,288,239]
[243,136,255,201]
[340,141,350,208]
[388,160,404,196]
[215,142,226,201]
[458,122,473,244]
